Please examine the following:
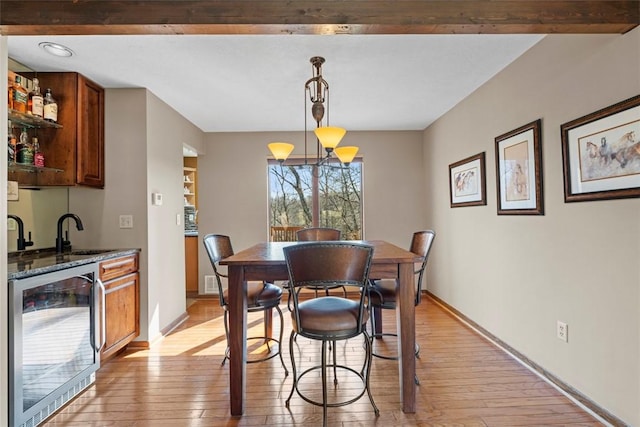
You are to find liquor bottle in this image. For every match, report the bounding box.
[16,128,33,165]
[43,88,58,122]
[12,75,28,113]
[8,77,14,110]
[7,121,17,163]
[28,77,44,118]
[33,136,45,167]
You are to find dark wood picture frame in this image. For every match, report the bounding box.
[494,119,544,215]
[561,95,640,202]
[449,152,487,208]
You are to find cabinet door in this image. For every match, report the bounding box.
[76,75,105,188]
[102,272,140,360]
[185,236,199,293]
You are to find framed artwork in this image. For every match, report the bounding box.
[561,95,640,202]
[494,119,544,215]
[449,152,486,207]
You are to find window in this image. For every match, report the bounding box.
[268,158,363,240]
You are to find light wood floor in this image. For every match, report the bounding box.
[44,296,603,426]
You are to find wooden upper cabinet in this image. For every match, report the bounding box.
[24,72,105,188]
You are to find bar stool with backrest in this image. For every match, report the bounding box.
[202,233,288,374]
[368,230,435,385]
[283,242,379,427]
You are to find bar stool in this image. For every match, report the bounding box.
[283,241,379,427]
[368,230,435,385]
[203,233,288,374]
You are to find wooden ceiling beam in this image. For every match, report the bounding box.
[1,1,638,36]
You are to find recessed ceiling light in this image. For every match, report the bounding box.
[39,42,74,58]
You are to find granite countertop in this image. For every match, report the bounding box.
[185,230,198,237]
[8,247,141,281]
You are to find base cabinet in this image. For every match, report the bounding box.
[99,253,140,361]
[185,236,199,295]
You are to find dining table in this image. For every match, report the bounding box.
[219,239,422,416]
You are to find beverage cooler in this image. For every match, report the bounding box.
[9,263,103,427]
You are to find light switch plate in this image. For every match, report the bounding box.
[119,215,133,229]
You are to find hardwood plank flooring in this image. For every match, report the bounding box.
[43,296,604,426]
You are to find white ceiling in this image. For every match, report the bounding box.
[7,34,544,133]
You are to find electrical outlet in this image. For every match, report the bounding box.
[119,215,133,229]
[557,321,568,342]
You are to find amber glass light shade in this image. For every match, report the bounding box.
[334,146,359,165]
[268,142,295,162]
[314,126,347,151]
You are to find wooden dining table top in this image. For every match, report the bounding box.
[220,240,422,265]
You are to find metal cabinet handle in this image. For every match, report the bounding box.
[96,278,107,351]
[102,258,135,270]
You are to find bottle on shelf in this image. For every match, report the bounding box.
[12,75,28,114]
[28,77,44,118]
[16,128,34,165]
[8,77,14,110]
[7,121,17,163]
[33,136,45,167]
[43,88,58,123]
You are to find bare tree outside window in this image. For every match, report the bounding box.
[268,159,363,240]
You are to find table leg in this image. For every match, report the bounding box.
[373,306,383,336]
[396,262,416,413]
[228,265,247,416]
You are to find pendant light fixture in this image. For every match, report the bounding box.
[268,56,359,166]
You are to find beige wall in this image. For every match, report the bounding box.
[70,88,203,342]
[145,90,199,336]
[424,30,640,425]
[196,130,427,292]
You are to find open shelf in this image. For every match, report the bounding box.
[8,163,63,174]
[9,109,63,129]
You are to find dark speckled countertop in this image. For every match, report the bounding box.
[8,247,141,281]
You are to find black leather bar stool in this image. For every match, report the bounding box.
[283,241,378,427]
[368,230,435,385]
[203,233,287,374]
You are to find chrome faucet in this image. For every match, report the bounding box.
[56,213,84,253]
[7,214,34,251]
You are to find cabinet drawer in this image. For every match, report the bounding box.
[99,254,139,282]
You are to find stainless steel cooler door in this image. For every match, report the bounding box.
[10,263,100,427]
